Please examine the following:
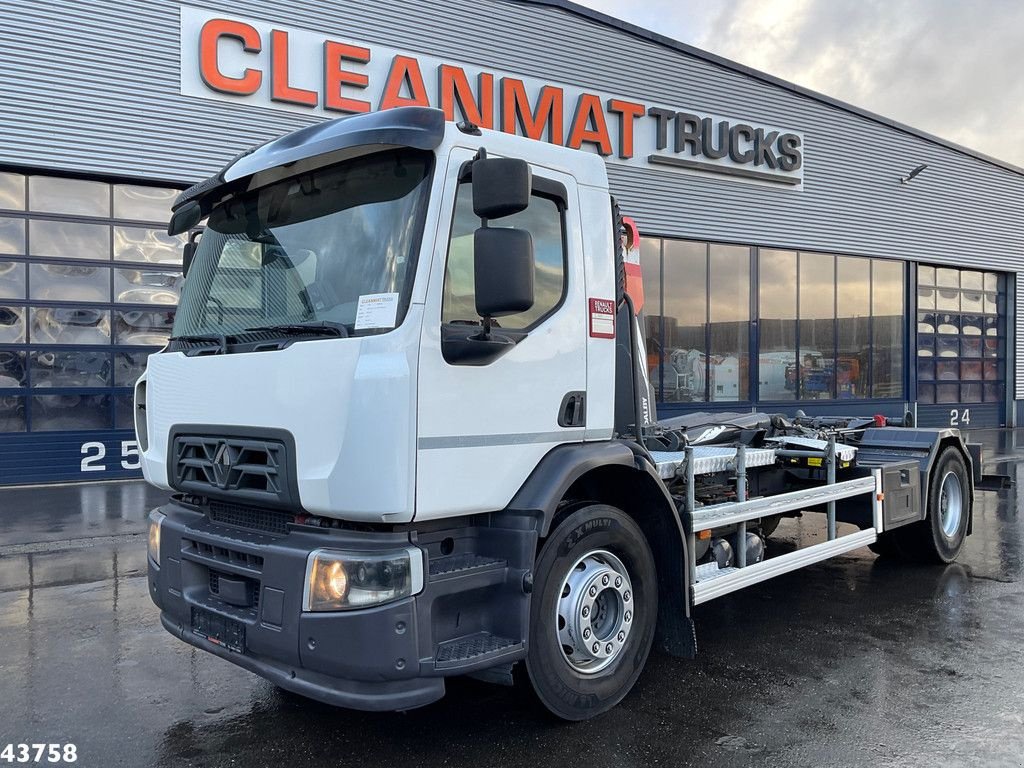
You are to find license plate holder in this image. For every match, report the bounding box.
[191,607,246,653]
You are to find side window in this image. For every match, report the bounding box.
[442,182,566,330]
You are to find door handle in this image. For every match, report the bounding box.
[558,391,586,428]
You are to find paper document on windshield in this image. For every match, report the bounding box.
[354,293,400,330]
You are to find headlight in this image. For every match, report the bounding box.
[303,548,423,611]
[148,510,165,566]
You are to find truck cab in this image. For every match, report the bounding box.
[143,107,981,720]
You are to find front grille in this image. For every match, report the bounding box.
[172,433,294,507]
[208,500,295,536]
[183,538,265,572]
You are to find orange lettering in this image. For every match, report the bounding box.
[380,55,430,110]
[568,94,612,155]
[440,66,494,129]
[198,19,262,95]
[500,79,564,144]
[324,41,371,114]
[608,99,646,159]
[271,30,317,106]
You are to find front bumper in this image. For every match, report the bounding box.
[147,499,532,711]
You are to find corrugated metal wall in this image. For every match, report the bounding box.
[1,0,1021,398]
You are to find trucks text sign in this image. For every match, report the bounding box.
[180,6,804,187]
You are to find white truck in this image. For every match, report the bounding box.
[142,107,994,720]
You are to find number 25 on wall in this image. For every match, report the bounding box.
[80,441,142,472]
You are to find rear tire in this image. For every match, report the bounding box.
[896,447,971,564]
[525,504,657,721]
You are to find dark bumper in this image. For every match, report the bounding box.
[147,500,532,712]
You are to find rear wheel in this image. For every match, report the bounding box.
[525,504,657,720]
[896,447,971,563]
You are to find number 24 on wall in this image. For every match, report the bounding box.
[80,441,141,472]
[949,408,971,427]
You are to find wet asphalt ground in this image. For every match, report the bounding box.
[1,434,1023,768]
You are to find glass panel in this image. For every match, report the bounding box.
[918,265,935,287]
[936,313,959,335]
[983,360,999,380]
[662,240,706,402]
[113,185,178,223]
[836,256,870,399]
[114,309,174,346]
[31,394,110,431]
[918,383,935,404]
[113,226,185,264]
[960,360,982,381]
[0,306,26,343]
[985,316,998,338]
[114,393,136,429]
[935,287,959,312]
[30,220,110,260]
[29,264,110,303]
[961,289,983,313]
[917,286,935,310]
[935,360,959,381]
[709,244,749,402]
[115,351,149,386]
[917,358,934,381]
[0,172,25,211]
[983,273,998,292]
[0,395,26,432]
[759,249,797,400]
[936,383,959,404]
[961,314,982,336]
[936,268,959,288]
[0,261,26,299]
[30,350,112,388]
[917,334,934,357]
[30,307,110,345]
[960,382,982,403]
[0,350,27,387]
[115,268,183,305]
[983,292,997,315]
[984,337,999,358]
[639,238,662,398]
[0,217,25,255]
[871,259,904,398]
[983,383,1003,402]
[917,312,935,334]
[960,337,982,358]
[29,176,110,217]
[960,271,982,291]
[798,252,834,399]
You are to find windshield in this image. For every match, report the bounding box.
[172,147,434,341]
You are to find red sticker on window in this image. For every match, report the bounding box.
[589,298,616,339]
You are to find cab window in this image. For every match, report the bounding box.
[442,183,566,330]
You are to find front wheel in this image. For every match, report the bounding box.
[525,505,657,720]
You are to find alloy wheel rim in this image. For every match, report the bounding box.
[555,549,634,674]
[939,470,963,538]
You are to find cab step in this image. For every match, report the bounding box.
[435,632,523,671]
[429,553,506,578]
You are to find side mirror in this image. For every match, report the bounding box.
[472,157,532,219]
[474,227,534,319]
[168,200,202,236]
[182,230,202,277]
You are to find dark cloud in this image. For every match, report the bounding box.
[575,0,1024,167]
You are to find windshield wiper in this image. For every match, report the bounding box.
[168,333,230,354]
[244,321,350,338]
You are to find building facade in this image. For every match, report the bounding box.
[0,0,1021,484]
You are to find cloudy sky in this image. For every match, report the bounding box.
[574,0,1024,167]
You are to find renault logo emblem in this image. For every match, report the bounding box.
[212,442,235,488]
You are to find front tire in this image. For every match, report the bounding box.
[525,504,657,720]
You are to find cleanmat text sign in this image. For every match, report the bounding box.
[179,6,804,187]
